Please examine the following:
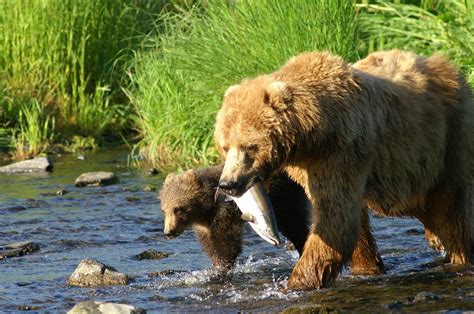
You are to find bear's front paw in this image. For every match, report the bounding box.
[287,233,342,290]
[287,259,336,290]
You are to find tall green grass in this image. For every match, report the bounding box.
[0,0,164,158]
[357,0,474,85]
[11,100,55,159]
[129,0,360,171]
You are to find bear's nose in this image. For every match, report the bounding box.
[219,179,237,196]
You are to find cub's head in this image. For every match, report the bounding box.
[159,170,202,238]
[214,78,293,196]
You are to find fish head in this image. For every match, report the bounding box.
[249,222,280,246]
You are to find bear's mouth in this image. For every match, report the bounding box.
[219,176,261,197]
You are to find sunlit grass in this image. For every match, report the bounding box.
[0,0,164,157]
[357,0,473,85]
[11,100,55,159]
[129,0,360,171]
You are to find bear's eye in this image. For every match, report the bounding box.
[242,144,258,153]
[174,206,186,214]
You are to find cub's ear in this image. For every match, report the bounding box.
[184,169,202,186]
[184,169,197,182]
[224,84,240,98]
[264,81,292,111]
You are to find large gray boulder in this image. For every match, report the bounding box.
[75,172,118,187]
[0,157,53,173]
[68,301,146,314]
[68,259,129,287]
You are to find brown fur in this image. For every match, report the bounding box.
[214,50,474,289]
[160,165,384,274]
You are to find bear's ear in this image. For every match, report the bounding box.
[184,169,197,181]
[224,84,240,98]
[264,81,292,111]
[184,169,202,186]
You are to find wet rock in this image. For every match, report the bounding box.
[68,301,146,314]
[0,205,27,212]
[413,291,441,303]
[0,157,53,173]
[405,228,424,235]
[284,242,296,251]
[0,242,40,259]
[384,300,403,309]
[134,249,169,260]
[143,185,156,192]
[147,269,186,277]
[16,305,41,311]
[282,305,335,313]
[77,155,86,161]
[40,189,69,197]
[57,189,69,195]
[75,172,118,187]
[68,259,130,287]
[144,168,158,176]
[125,196,140,203]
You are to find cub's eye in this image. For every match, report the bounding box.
[222,146,229,153]
[174,207,186,214]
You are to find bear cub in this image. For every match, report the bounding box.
[160,165,384,274]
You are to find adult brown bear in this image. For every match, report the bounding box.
[214,50,474,290]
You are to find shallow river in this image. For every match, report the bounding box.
[1,148,473,312]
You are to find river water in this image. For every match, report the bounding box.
[1,148,473,312]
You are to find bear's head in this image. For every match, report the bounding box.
[159,170,204,238]
[214,77,294,197]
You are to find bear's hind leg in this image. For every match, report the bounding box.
[350,208,385,275]
[418,187,472,265]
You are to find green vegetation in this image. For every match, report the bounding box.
[357,0,474,85]
[0,0,164,157]
[129,0,360,171]
[1,0,472,171]
[11,100,55,159]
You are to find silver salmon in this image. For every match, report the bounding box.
[229,182,280,246]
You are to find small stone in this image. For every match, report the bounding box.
[145,168,158,176]
[75,172,118,187]
[0,205,27,212]
[16,305,41,311]
[0,242,40,259]
[68,259,130,287]
[77,155,86,161]
[125,196,140,203]
[413,291,441,303]
[147,269,186,277]
[384,300,403,309]
[135,249,169,261]
[68,301,146,314]
[284,242,297,251]
[0,157,53,173]
[56,189,68,195]
[406,228,424,235]
[143,185,156,192]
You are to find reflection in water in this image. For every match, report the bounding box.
[0,148,473,312]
